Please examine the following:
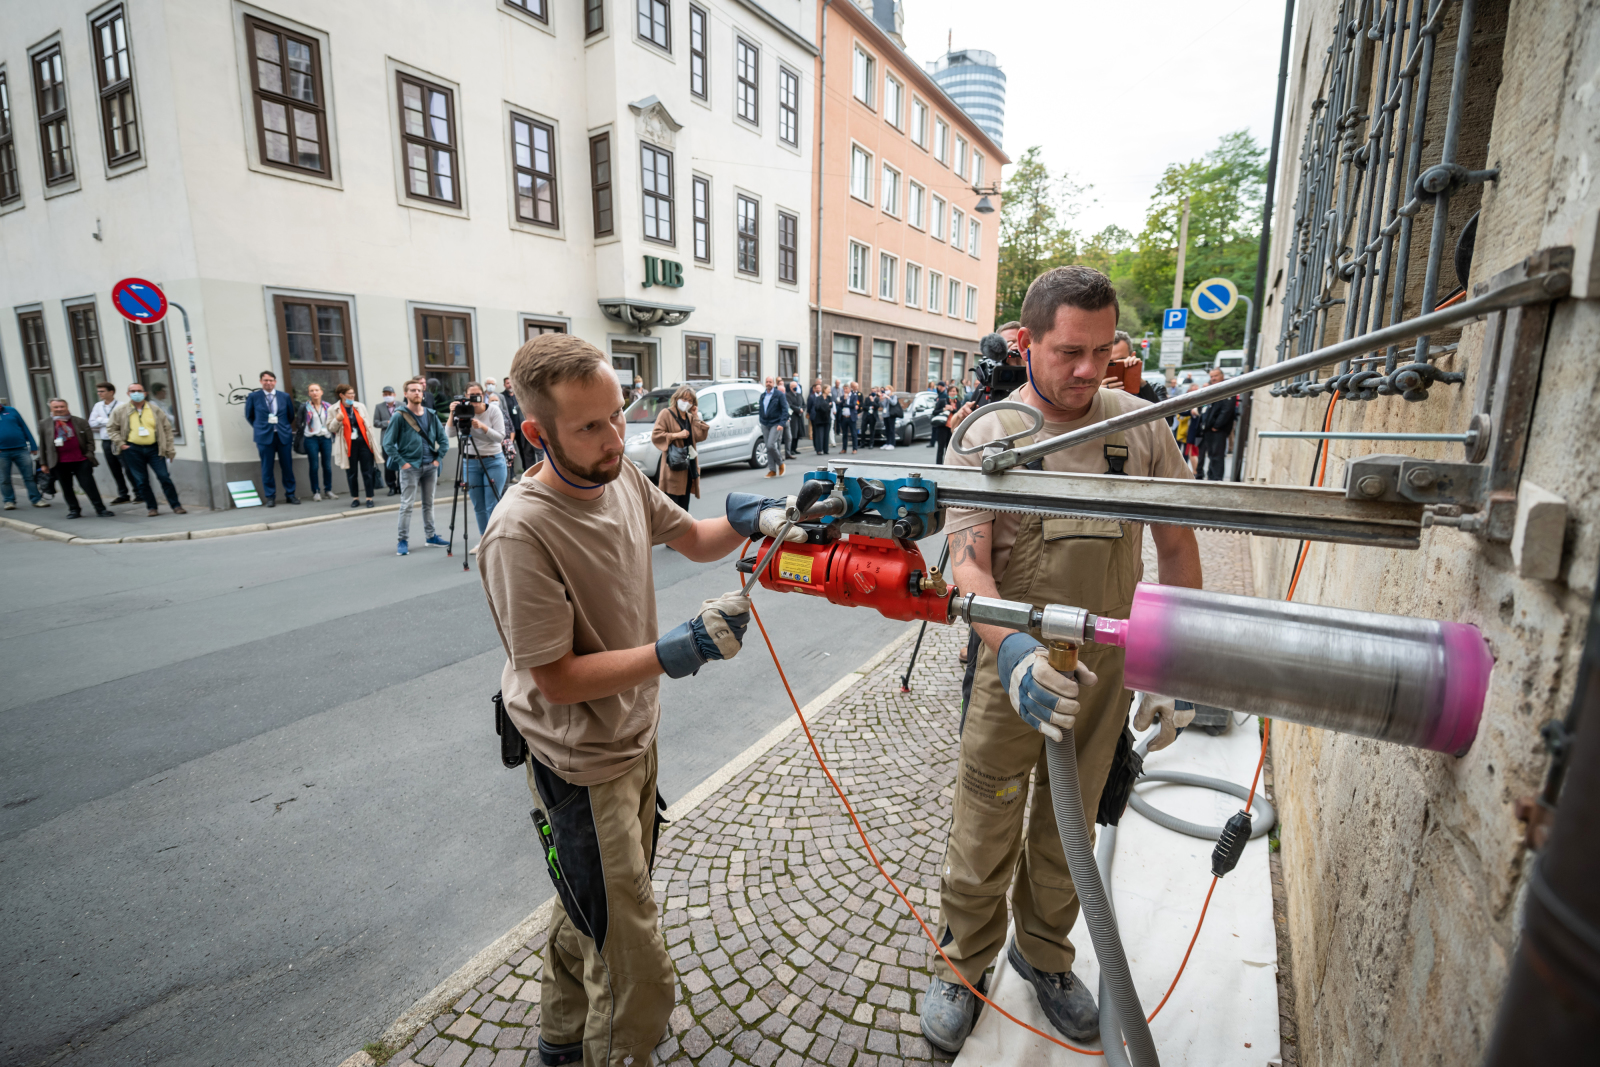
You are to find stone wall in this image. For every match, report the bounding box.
[1248,1,1600,1062]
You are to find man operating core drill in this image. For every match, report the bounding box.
[921,266,1203,1051]
[478,334,800,1065]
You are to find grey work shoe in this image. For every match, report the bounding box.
[920,972,986,1052]
[1007,939,1099,1041]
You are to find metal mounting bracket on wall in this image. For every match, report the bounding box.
[1345,454,1487,507]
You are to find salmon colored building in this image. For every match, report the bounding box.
[809,0,1007,393]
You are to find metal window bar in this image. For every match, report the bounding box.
[1272,0,1497,402]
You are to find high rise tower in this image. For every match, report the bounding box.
[926,48,1006,149]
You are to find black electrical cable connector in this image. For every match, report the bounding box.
[1211,810,1254,878]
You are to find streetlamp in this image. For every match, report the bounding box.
[971,183,1000,213]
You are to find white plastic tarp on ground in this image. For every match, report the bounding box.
[953,714,1281,1066]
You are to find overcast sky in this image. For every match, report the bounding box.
[899,0,1294,237]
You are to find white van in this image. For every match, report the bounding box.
[1214,350,1246,378]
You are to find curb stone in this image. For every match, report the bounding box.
[351,622,923,1064]
[0,502,402,545]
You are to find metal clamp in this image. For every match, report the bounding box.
[1345,454,1487,508]
[948,400,1044,459]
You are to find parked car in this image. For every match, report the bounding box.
[894,390,936,444]
[623,380,768,480]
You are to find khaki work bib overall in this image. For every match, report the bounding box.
[934,408,1145,985]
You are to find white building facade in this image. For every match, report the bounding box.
[0,0,816,501]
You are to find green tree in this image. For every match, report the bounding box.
[994,147,1084,324]
[1132,130,1266,364]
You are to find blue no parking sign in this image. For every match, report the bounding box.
[111,277,168,323]
[1189,277,1240,320]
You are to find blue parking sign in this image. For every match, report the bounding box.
[1163,308,1188,331]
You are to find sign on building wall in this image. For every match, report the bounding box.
[642,256,684,288]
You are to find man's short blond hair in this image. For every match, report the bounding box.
[509,334,613,423]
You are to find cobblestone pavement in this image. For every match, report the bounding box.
[374,531,1259,1067]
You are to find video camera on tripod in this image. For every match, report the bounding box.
[449,394,481,435]
[971,331,1027,404]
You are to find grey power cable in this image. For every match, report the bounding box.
[1129,772,1275,841]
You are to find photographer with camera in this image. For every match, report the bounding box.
[943,321,1027,443]
[449,382,507,538]
[479,334,800,1064]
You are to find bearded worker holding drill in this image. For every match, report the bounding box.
[921,266,1205,1051]
[478,334,800,1064]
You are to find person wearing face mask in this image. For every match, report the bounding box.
[370,386,402,496]
[327,384,378,508]
[109,382,186,516]
[295,382,338,501]
[37,398,114,518]
[650,385,708,511]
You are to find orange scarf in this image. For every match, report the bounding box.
[340,403,372,452]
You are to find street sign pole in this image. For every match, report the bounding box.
[169,301,216,511]
[1171,195,1191,311]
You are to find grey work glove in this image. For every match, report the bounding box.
[655,591,753,679]
[996,633,1100,743]
[1133,695,1195,751]
[725,493,806,543]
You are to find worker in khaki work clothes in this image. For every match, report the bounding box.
[920,266,1203,1052]
[477,334,804,1066]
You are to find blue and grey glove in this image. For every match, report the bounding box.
[656,591,753,679]
[725,493,806,543]
[995,632,1099,742]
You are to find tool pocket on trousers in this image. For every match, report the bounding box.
[650,789,669,873]
[530,758,610,953]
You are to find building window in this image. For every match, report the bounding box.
[511,113,557,227]
[968,218,981,257]
[832,333,859,382]
[948,278,961,317]
[68,303,108,406]
[0,72,19,203]
[907,181,925,229]
[737,340,760,379]
[927,270,942,313]
[19,312,56,417]
[685,335,712,379]
[246,18,327,176]
[399,74,458,204]
[638,0,670,50]
[92,7,140,166]
[878,252,897,301]
[778,345,797,378]
[966,285,979,321]
[641,143,674,243]
[847,241,869,293]
[692,175,710,262]
[736,39,759,124]
[849,145,871,202]
[904,262,921,307]
[951,350,966,382]
[274,296,354,401]
[973,153,984,186]
[505,0,548,22]
[689,6,707,98]
[871,339,894,388]
[910,97,928,148]
[927,347,943,385]
[32,47,73,185]
[415,308,474,398]
[523,317,567,339]
[736,194,759,275]
[955,136,969,179]
[777,210,797,285]
[950,207,964,247]
[128,320,182,439]
[931,195,946,241]
[852,47,874,107]
[881,163,900,216]
[585,0,605,36]
[884,74,903,129]
[589,132,613,236]
[778,67,799,147]
[933,117,949,165]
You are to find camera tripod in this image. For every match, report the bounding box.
[445,434,504,570]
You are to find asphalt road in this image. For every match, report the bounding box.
[0,445,946,1066]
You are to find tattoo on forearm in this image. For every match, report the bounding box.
[949,526,988,568]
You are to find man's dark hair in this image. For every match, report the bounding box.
[1019,266,1119,340]
[997,320,1021,333]
[260,370,275,381]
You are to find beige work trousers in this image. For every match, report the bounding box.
[527,742,674,1064]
